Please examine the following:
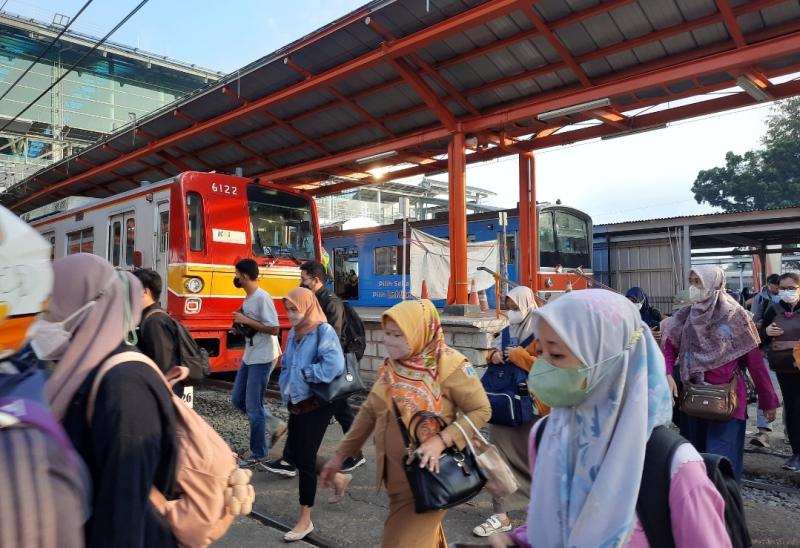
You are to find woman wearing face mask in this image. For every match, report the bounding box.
[474,286,544,538]
[277,287,349,541]
[491,289,730,548]
[661,265,779,481]
[320,299,490,548]
[625,286,664,330]
[36,253,178,548]
[761,272,800,471]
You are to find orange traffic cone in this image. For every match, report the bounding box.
[420,279,429,300]
[478,289,489,312]
[468,279,479,306]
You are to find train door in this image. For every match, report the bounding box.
[155,202,170,307]
[107,211,136,269]
[332,246,359,299]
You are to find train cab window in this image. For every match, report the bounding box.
[538,211,557,268]
[67,228,93,255]
[248,185,315,261]
[554,211,590,268]
[187,192,205,252]
[374,246,398,276]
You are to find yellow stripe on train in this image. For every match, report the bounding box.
[167,263,301,299]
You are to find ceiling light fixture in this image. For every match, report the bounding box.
[736,75,771,102]
[355,150,398,164]
[537,98,611,121]
[601,123,667,141]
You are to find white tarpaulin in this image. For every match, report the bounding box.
[409,228,498,300]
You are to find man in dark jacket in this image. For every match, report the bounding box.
[133,269,183,396]
[264,260,366,477]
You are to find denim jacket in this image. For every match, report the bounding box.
[279,322,344,405]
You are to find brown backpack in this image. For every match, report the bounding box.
[87,352,254,547]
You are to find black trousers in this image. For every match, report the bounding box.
[776,373,800,454]
[286,403,334,507]
[283,397,357,463]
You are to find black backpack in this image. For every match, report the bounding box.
[340,301,366,361]
[535,418,751,548]
[144,309,211,380]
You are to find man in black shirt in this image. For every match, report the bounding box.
[264,261,366,477]
[133,269,183,396]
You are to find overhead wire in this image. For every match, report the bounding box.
[0,0,95,103]
[0,0,150,135]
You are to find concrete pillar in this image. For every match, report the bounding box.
[518,153,531,287]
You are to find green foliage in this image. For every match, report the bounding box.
[692,97,800,211]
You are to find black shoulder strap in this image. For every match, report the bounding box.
[391,399,412,449]
[637,426,686,548]
[534,415,549,451]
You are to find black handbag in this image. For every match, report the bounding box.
[309,351,365,403]
[392,400,486,513]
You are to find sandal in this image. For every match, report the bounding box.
[327,473,352,504]
[472,515,512,537]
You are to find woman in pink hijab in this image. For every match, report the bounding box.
[661,265,779,480]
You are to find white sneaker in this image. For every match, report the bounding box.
[473,515,512,537]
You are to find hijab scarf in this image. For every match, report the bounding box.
[528,289,673,548]
[379,299,467,430]
[661,265,760,382]
[507,285,538,342]
[625,286,659,329]
[284,287,327,341]
[44,253,143,419]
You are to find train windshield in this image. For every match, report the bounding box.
[248,185,316,261]
[539,209,591,269]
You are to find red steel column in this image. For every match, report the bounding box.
[518,152,532,288]
[528,151,538,291]
[449,133,469,304]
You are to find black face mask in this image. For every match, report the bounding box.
[233,277,243,289]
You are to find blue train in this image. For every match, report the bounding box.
[321,204,593,308]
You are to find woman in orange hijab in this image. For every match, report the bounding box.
[321,299,491,547]
[278,287,346,542]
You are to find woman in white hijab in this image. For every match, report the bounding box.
[491,289,729,548]
[474,286,543,538]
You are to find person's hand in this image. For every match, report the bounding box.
[765,408,777,423]
[408,434,446,473]
[320,453,345,488]
[488,532,516,547]
[666,375,678,403]
[490,351,503,364]
[233,311,250,325]
[766,323,785,337]
[503,347,517,360]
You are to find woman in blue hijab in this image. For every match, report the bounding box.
[625,287,664,330]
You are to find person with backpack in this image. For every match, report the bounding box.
[661,266,779,481]
[34,253,179,547]
[277,287,349,542]
[490,289,732,548]
[474,286,545,538]
[0,206,88,548]
[265,260,366,477]
[231,258,286,467]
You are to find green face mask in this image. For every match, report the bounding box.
[527,358,590,408]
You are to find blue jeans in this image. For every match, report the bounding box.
[681,415,746,481]
[232,361,281,459]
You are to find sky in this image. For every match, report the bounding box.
[2,0,779,224]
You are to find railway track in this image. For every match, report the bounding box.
[742,478,800,497]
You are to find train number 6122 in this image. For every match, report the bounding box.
[211,182,238,195]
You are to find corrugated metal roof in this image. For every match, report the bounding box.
[5,0,800,213]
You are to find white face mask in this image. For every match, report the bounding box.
[634,301,644,311]
[507,310,525,325]
[384,335,412,361]
[779,289,799,304]
[287,311,304,327]
[689,286,710,303]
[29,301,96,361]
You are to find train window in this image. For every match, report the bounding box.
[67,228,93,255]
[109,220,122,266]
[505,235,515,265]
[125,218,136,266]
[187,192,205,252]
[554,211,590,268]
[538,212,556,253]
[333,246,359,299]
[248,185,315,261]
[42,232,55,260]
[374,246,398,276]
[159,211,169,253]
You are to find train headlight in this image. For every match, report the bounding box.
[184,277,204,293]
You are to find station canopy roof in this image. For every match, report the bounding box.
[5,0,800,214]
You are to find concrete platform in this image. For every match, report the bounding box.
[213,516,314,547]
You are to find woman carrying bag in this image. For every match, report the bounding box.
[321,299,491,548]
[278,287,351,542]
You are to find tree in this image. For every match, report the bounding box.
[692,97,800,211]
